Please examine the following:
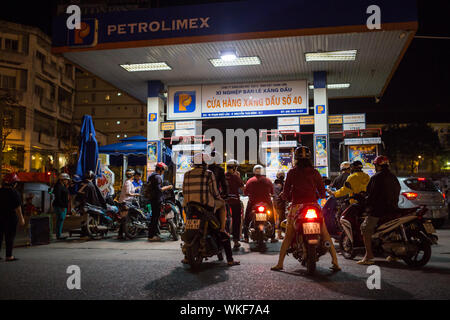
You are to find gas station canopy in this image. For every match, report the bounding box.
[52,0,418,103]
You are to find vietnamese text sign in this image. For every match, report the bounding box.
[168,80,308,120]
[343,114,365,124]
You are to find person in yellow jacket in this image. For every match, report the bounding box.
[330,161,370,202]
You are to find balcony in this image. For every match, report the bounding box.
[0,50,27,65]
[40,97,56,112]
[42,61,59,79]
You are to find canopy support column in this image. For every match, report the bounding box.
[147,80,165,180]
[313,71,330,177]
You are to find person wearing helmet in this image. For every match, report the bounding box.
[0,173,25,261]
[330,160,370,203]
[183,153,240,266]
[358,155,401,265]
[273,170,287,240]
[147,163,173,241]
[271,146,341,272]
[52,173,71,240]
[243,164,277,244]
[330,161,351,190]
[225,159,244,249]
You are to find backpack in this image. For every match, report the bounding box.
[143,173,157,201]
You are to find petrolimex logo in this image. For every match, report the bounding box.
[67,19,98,47]
[174,91,196,113]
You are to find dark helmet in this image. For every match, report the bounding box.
[294,146,311,160]
[155,162,168,171]
[374,155,390,166]
[83,170,95,180]
[3,173,20,185]
[134,170,142,176]
[351,160,363,169]
[125,168,135,179]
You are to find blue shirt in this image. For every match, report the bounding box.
[132,179,143,193]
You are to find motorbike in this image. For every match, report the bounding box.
[248,203,274,252]
[181,202,222,269]
[124,203,150,239]
[323,193,351,242]
[284,203,332,275]
[339,197,438,268]
[74,202,118,240]
[159,200,181,241]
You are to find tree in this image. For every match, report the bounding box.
[382,123,443,175]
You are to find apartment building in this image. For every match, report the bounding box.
[74,69,147,144]
[0,20,77,172]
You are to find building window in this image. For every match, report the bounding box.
[92,79,96,88]
[91,108,96,116]
[91,93,96,102]
[4,38,19,52]
[140,120,145,126]
[34,84,44,98]
[49,85,56,101]
[1,75,16,89]
[105,121,109,127]
[105,94,111,101]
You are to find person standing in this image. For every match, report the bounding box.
[273,171,287,240]
[132,170,144,194]
[147,163,172,242]
[225,160,244,250]
[0,173,25,261]
[53,173,71,240]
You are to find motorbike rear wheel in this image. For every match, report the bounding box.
[124,215,138,239]
[186,239,203,269]
[306,244,317,275]
[168,219,179,241]
[84,214,104,240]
[340,234,356,260]
[402,240,431,268]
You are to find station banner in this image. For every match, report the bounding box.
[167,80,308,120]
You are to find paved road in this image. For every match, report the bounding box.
[1,226,450,300]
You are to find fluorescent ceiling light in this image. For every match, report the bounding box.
[309,83,351,89]
[209,56,261,67]
[220,49,237,61]
[305,50,357,62]
[120,62,172,72]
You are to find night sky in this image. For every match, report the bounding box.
[1,0,449,127]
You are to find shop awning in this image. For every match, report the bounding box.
[99,136,147,155]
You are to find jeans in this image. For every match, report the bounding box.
[148,201,161,238]
[0,215,18,258]
[228,202,242,241]
[54,207,67,238]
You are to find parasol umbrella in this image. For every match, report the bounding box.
[76,115,101,178]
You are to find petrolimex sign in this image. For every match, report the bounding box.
[167,80,308,120]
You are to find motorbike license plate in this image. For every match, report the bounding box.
[186,219,201,230]
[255,213,267,221]
[423,222,435,234]
[303,222,321,235]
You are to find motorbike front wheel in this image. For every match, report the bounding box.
[306,244,317,275]
[186,239,203,269]
[402,240,432,268]
[168,219,179,241]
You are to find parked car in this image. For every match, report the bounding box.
[398,177,447,228]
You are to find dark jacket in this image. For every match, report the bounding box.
[147,172,164,204]
[53,181,69,208]
[283,166,326,205]
[78,180,107,209]
[366,168,401,218]
[273,178,286,208]
[330,172,350,190]
[208,164,229,198]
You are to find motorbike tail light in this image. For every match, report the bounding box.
[417,177,426,181]
[257,206,265,213]
[304,208,318,220]
[402,192,418,200]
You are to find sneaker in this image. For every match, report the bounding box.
[148,236,161,242]
[233,242,241,250]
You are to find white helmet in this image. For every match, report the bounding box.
[59,173,70,180]
[340,161,351,171]
[253,165,264,175]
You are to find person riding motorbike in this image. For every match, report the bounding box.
[243,165,278,244]
[271,146,341,272]
[329,160,370,203]
[273,170,287,240]
[77,171,107,209]
[118,168,141,240]
[225,159,244,250]
[357,155,401,265]
[330,161,351,190]
[182,152,239,266]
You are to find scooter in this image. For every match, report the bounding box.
[248,203,274,252]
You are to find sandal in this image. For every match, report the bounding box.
[227,260,240,266]
[5,257,19,262]
[357,259,374,265]
[271,265,283,271]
